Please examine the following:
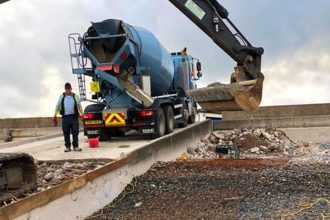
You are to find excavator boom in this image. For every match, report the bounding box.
[169,0,264,111]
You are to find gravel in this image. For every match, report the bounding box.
[86,127,330,220]
[86,159,330,220]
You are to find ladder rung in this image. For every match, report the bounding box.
[73,69,86,74]
[71,53,82,58]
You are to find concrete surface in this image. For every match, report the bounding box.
[0,131,149,161]
[0,121,211,161]
[9,120,212,220]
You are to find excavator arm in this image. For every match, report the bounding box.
[169,0,265,111]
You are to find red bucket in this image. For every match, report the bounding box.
[88,137,99,148]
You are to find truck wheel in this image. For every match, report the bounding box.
[99,130,111,141]
[188,107,197,124]
[178,104,189,128]
[113,128,125,137]
[154,108,166,138]
[163,105,174,134]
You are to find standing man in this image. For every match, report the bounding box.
[53,83,84,152]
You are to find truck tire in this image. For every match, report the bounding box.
[163,105,174,134]
[153,108,166,138]
[112,128,125,137]
[99,130,111,141]
[177,104,189,128]
[188,107,197,124]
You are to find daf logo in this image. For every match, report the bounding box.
[142,128,154,134]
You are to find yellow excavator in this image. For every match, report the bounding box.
[169,0,264,112]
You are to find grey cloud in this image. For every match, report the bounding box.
[0,0,330,117]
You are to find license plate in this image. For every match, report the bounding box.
[84,120,103,125]
[142,128,154,134]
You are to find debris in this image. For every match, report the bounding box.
[44,172,54,181]
[250,147,260,154]
[176,154,188,161]
[1,129,14,142]
[185,127,329,163]
[54,169,64,179]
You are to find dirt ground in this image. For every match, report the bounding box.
[86,159,330,220]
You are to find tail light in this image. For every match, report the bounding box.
[84,113,95,119]
[113,64,120,74]
[139,110,154,117]
[96,64,120,74]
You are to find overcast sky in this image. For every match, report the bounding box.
[0,0,330,118]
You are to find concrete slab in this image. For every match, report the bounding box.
[0,123,209,161]
[0,131,149,161]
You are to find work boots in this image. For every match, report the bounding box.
[64,147,82,152]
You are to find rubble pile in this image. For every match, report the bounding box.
[186,127,329,160]
[36,160,108,191]
[0,160,110,207]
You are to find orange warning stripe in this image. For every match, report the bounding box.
[104,112,126,127]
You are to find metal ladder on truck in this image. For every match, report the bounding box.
[68,33,90,101]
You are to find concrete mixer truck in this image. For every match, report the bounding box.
[69,19,201,140]
[68,0,264,140]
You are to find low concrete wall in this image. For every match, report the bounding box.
[214,117,330,143]
[0,117,83,129]
[214,115,330,130]
[0,117,55,128]
[223,103,330,120]
[1,120,212,220]
[281,127,330,143]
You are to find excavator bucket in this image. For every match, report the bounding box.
[187,68,264,112]
[0,153,37,202]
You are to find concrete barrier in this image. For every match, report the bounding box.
[0,117,55,128]
[214,116,330,143]
[0,117,82,129]
[214,115,330,130]
[222,103,330,120]
[281,127,330,143]
[1,120,212,220]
